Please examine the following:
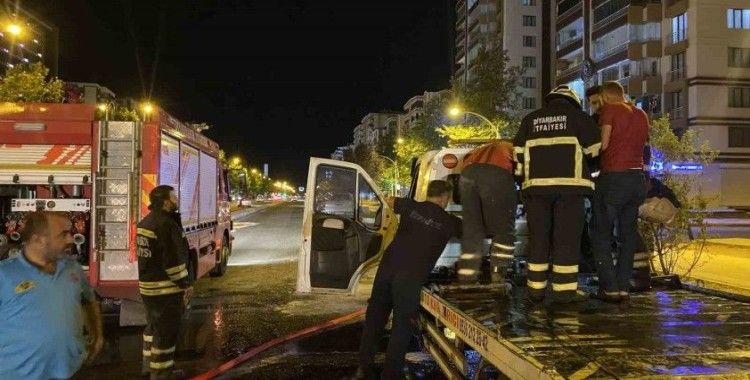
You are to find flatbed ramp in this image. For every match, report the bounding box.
[420,283,750,379]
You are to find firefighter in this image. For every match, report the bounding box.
[456,139,517,284]
[513,85,601,303]
[137,185,193,380]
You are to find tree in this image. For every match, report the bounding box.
[0,63,63,103]
[640,117,719,277]
[437,118,520,145]
[453,36,525,122]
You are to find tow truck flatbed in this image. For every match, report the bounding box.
[420,279,750,379]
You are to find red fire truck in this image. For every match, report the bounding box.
[0,103,232,322]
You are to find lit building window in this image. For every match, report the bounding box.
[672,13,687,43]
[727,9,750,29]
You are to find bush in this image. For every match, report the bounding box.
[641,117,718,277]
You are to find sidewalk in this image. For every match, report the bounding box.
[665,238,750,297]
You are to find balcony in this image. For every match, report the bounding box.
[642,75,663,94]
[594,4,629,30]
[669,68,686,82]
[557,36,583,52]
[594,41,629,60]
[558,0,582,19]
[556,62,582,82]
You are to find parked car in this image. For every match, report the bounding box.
[240,197,253,207]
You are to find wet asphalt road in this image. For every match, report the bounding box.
[228,202,302,266]
[77,201,369,379]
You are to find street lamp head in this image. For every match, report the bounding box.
[141,102,154,115]
[251,168,259,174]
[232,157,241,165]
[448,106,462,118]
[396,137,405,144]
[97,103,108,112]
[6,24,21,36]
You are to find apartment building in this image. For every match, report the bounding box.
[553,0,663,114]
[549,0,750,206]
[454,0,544,112]
[352,112,400,148]
[399,89,452,132]
[663,0,750,206]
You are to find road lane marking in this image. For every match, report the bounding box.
[232,222,259,230]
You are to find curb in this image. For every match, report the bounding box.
[702,239,750,250]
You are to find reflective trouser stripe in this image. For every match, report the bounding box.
[528,263,549,272]
[168,269,189,281]
[150,360,175,369]
[552,282,578,291]
[527,260,549,294]
[458,251,481,280]
[460,253,480,260]
[165,264,186,276]
[552,264,578,274]
[491,253,514,259]
[151,346,176,355]
[492,242,515,250]
[527,280,547,290]
[142,333,153,373]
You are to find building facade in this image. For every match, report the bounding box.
[0,6,58,75]
[352,112,400,148]
[454,0,544,112]
[549,0,750,207]
[664,0,750,206]
[552,0,664,114]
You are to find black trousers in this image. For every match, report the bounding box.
[591,171,646,295]
[524,194,585,302]
[358,265,422,380]
[142,293,184,380]
[458,164,517,282]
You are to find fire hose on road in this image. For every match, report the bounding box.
[190,307,367,380]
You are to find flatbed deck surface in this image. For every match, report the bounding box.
[433,285,750,378]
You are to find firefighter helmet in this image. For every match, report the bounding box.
[544,85,582,109]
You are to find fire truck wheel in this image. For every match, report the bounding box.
[210,238,229,277]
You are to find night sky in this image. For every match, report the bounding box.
[25,0,453,186]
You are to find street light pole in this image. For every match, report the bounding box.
[448,107,501,138]
[378,154,399,196]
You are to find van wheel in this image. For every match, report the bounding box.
[210,238,229,277]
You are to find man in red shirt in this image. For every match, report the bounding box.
[590,81,649,302]
[456,140,517,284]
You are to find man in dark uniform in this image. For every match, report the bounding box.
[513,85,601,304]
[457,139,517,284]
[137,185,193,380]
[357,180,461,379]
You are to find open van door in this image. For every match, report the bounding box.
[296,158,396,294]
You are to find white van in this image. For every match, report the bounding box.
[296,143,526,295]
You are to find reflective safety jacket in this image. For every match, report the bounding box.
[513,98,601,195]
[136,210,191,297]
